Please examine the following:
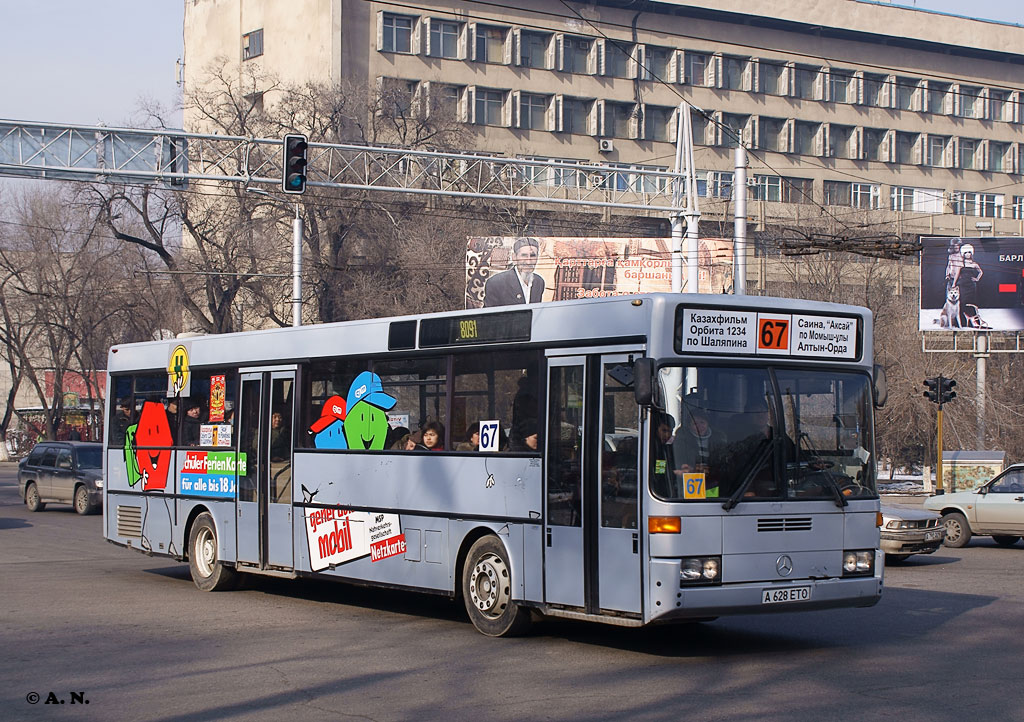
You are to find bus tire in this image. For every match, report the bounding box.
[188,512,238,592]
[25,482,45,512]
[462,536,531,637]
[941,512,971,548]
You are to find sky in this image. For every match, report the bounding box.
[0,0,1020,129]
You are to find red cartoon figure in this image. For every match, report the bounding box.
[135,401,174,491]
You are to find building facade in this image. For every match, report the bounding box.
[182,0,1024,250]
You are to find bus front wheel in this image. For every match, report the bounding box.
[188,512,239,592]
[462,536,531,637]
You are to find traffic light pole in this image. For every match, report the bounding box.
[936,405,944,493]
[292,204,303,327]
[976,333,988,449]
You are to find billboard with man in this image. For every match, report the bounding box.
[465,236,734,309]
[919,236,1024,332]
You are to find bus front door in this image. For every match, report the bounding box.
[236,369,296,571]
[544,353,642,616]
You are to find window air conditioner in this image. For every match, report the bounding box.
[598,138,614,153]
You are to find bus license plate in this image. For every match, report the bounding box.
[762,586,811,604]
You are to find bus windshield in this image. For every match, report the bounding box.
[651,366,876,502]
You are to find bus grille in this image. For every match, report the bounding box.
[117,506,143,538]
[757,517,813,532]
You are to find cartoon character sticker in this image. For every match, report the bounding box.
[124,401,173,491]
[308,372,397,450]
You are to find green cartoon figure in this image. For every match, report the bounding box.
[124,424,142,487]
[341,372,396,450]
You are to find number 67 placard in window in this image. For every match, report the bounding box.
[478,420,501,452]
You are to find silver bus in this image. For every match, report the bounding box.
[103,293,886,636]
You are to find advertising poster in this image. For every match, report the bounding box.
[465,236,734,309]
[919,236,1024,331]
[305,508,406,571]
[209,374,226,422]
[179,451,246,498]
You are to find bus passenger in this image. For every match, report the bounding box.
[181,402,204,446]
[456,423,480,452]
[674,405,728,497]
[421,420,445,451]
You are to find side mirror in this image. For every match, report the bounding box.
[633,358,655,407]
[872,363,888,409]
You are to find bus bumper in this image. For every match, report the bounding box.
[648,559,882,623]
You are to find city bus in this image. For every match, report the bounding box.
[103,293,886,636]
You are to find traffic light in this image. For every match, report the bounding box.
[924,375,956,406]
[282,133,308,194]
[939,377,957,404]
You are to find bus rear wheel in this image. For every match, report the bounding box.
[462,536,531,637]
[188,512,238,592]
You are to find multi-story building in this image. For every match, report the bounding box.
[183,0,1024,258]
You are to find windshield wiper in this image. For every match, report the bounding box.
[722,437,776,511]
[797,432,847,509]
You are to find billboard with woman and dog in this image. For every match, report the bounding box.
[919,236,1024,331]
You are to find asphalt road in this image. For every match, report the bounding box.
[2,462,1022,722]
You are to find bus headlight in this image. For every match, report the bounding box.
[842,550,874,576]
[680,556,722,585]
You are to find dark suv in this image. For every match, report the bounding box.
[18,442,104,515]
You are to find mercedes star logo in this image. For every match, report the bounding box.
[776,554,794,577]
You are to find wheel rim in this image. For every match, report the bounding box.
[26,486,38,508]
[945,517,963,543]
[75,489,87,513]
[469,552,510,620]
[194,526,217,578]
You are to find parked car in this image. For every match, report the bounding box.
[880,505,945,562]
[922,464,1024,548]
[17,441,103,515]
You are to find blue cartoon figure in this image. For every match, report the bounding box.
[342,371,397,450]
[310,394,348,449]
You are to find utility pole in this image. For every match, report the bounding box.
[292,204,303,327]
[733,145,748,295]
[671,103,700,294]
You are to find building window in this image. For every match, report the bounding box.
[475,89,506,126]
[793,121,820,155]
[519,30,550,68]
[863,73,888,107]
[684,52,709,86]
[242,29,263,60]
[429,20,460,58]
[562,36,591,74]
[895,77,920,111]
[828,69,854,103]
[561,97,591,134]
[760,117,787,153]
[475,25,507,64]
[829,125,855,159]
[953,191,1003,217]
[989,89,1010,122]
[1012,196,1024,220]
[382,14,414,54]
[852,183,879,209]
[431,84,461,119]
[722,56,749,90]
[928,81,950,114]
[605,101,634,138]
[721,113,749,148]
[691,110,708,145]
[752,175,782,202]
[520,93,548,130]
[960,139,978,170]
[782,178,814,204]
[760,60,785,95]
[792,65,819,100]
[698,170,733,198]
[988,141,1010,172]
[519,157,583,187]
[380,78,418,117]
[895,131,919,164]
[891,186,943,213]
[644,105,674,142]
[644,46,673,82]
[927,136,949,167]
[603,163,668,194]
[605,41,632,78]
[824,181,850,206]
[958,85,982,118]
[863,128,886,162]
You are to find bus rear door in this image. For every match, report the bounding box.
[236,367,297,571]
[544,351,642,617]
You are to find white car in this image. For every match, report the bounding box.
[922,464,1024,548]
[880,505,945,562]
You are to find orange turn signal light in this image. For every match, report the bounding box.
[648,516,681,534]
[876,512,884,527]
